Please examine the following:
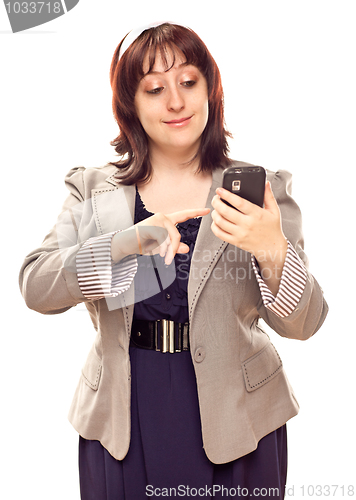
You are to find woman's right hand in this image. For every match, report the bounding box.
[111,208,210,265]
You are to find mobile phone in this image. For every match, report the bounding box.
[221,165,266,209]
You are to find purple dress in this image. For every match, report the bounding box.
[78,188,287,499]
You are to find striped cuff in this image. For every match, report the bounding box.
[251,241,307,318]
[76,231,138,300]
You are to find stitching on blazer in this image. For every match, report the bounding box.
[93,188,118,193]
[92,192,102,235]
[121,295,130,352]
[189,241,226,318]
[243,344,282,391]
[92,188,117,235]
[82,364,102,390]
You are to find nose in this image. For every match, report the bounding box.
[166,86,184,112]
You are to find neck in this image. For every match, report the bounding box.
[148,144,202,181]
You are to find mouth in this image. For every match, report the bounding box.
[163,116,193,127]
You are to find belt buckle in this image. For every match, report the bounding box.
[159,319,176,353]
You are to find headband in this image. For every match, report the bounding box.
[118,21,187,60]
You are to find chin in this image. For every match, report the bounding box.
[166,133,203,151]
[165,141,200,155]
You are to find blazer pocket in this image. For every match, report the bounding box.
[81,349,102,391]
[242,343,283,392]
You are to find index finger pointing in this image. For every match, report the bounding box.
[167,208,210,225]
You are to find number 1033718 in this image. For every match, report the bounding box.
[5,2,62,14]
[295,485,355,496]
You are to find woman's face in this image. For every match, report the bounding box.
[134,48,209,158]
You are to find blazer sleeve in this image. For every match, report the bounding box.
[19,167,137,315]
[251,240,308,317]
[256,169,328,340]
[76,232,137,300]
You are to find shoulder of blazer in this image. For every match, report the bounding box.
[64,163,127,199]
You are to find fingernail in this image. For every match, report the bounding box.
[216,188,223,195]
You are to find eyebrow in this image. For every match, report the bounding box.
[145,62,189,76]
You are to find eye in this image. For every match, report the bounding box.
[147,87,164,95]
[181,80,196,88]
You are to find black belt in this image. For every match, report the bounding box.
[131,318,190,353]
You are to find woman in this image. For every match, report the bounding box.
[19,23,328,499]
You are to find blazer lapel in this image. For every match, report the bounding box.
[91,180,136,235]
[188,167,228,321]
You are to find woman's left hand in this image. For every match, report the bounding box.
[211,181,288,295]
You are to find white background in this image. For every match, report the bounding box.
[1,1,355,498]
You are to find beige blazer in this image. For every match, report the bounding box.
[19,161,328,464]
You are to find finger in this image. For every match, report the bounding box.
[263,181,278,213]
[162,220,183,265]
[211,194,242,224]
[137,214,196,263]
[177,242,190,254]
[145,235,169,260]
[211,220,236,246]
[163,220,193,263]
[161,238,189,262]
[164,239,173,265]
[158,238,189,258]
[165,242,189,261]
[167,207,210,225]
[158,236,169,258]
[211,208,237,235]
[138,220,186,264]
[216,188,257,215]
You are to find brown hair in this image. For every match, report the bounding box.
[109,23,232,185]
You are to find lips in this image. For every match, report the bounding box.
[163,116,193,127]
